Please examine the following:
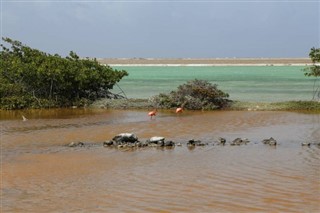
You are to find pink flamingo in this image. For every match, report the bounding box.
[176,101,187,114]
[176,107,183,113]
[148,109,157,119]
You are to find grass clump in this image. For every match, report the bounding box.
[230,101,320,111]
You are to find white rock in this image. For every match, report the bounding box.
[118,133,137,138]
[149,136,165,142]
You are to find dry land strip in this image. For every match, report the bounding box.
[97,58,312,66]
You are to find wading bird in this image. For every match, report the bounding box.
[22,115,28,121]
[176,107,183,113]
[148,109,157,119]
[176,100,187,114]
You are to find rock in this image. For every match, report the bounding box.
[68,141,84,147]
[216,137,226,145]
[187,139,206,146]
[269,140,277,146]
[176,142,182,146]
[230,138,250,145]
[146,137,174,147]
[230,138,241,145]
[157,140,165,147]
[117,144,125,148]
[112,133,138,143]
[197,142,207,146]
[126,144,136,148]
[148,136,165,144]
[262,137,277,146]
[103,140,114,147]
[187,139,197,146]
[135,142,147,147]
[301,142,311,147]
[156,141,175,149]
[164,140,175,147]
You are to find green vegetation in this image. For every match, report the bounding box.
[1,38,319,112]
[230,101,320,111]
[303,47,320,100]
[150,79,230,110]
[303,47,320,77]
[0,38,128,109]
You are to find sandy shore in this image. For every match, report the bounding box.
[97,58,312,66]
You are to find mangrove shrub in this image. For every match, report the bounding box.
[0,38,128,109]
[303,47,320,100]
[151,79,230,110]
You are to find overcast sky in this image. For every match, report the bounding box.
[1,0,319,58]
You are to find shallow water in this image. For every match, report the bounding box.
[112,66,316,102]
[1,109,320,212]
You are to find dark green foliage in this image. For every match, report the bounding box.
[151,79,230,110]
[303,47,320,100]
[0,38,128,109]
[303,47,320,77]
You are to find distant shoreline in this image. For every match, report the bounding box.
[97,58,312,66]
[104,64,310,67]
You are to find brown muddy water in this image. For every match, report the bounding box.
[1,109,320,212]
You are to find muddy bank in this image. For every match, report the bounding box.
[90,98,320,111]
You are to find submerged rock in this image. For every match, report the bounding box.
[103,140,114,147]
[100,133,311,151]
[68,141,85,147]
[117,144,125,149]
[164,140,175,147]
[230,138,250,145]
[301,142,311,147]
[262,137,277,146]
[187,139,207,146]
[134,141,148,147]
[216,137,226,145]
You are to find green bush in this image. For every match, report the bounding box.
[151,79,231,110]
[0,37,128,109]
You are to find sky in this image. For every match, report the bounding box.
[1,0,319,58]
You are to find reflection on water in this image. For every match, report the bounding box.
[1,109,320,212]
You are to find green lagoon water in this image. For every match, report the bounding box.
[112,66,316,102]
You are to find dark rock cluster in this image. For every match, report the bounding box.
[67,133,319,150]
[103,134,175,149]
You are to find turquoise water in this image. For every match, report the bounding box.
[112,66,316,102]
